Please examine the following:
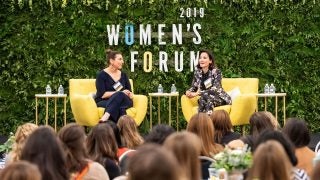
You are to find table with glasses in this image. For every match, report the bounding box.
[148,92,179,130]
[35,94,67,131]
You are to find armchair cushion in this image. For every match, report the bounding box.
[181,78,259,126]
[69,79,147,126]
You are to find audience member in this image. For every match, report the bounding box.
[283,118,315,176]
[263,111,280,129]
[248,140,292,180]
[210,110,240,145]
[117,115,143,149]
[127,143,183,180]
[144,124,175,145]
[5,123,38,165]
[163,131,201,180]
[311,162,320,180]
[58,123,109,180]
[255,130,309,180]
[20,126,69,180]
[187,113,223,156]
[106,121,130,158]
[0,160,41,180]
[86,123,120,179]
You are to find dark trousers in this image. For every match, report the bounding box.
[97,91,133,123]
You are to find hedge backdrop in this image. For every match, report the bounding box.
[0,0,319,135]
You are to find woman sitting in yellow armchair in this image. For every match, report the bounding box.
[185,50,231,114]
[95,49,133,123]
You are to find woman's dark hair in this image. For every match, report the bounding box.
[58,123,88,173]
[86,123,118,162]
[282,118,310,148]
[210,110,233,143]
[105,49,121,65]
[21,126,69,180]
[254,129,298,166]
[196,50,216,70]
[249,112,275,138]
[144,124,175,145]
[106,120,124,147]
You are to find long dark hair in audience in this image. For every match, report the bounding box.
[21,126,69,180]
[282,118,311,148]
[58,123,88,173]
[210,110,233,143]
[254,129,298,166]
[249,112,275,138]
[86,123,118,162]
[144,124,175,145]
[0,160,42,180]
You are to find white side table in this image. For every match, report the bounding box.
[256,93,287,125]
[148,92,179,130]
[35,94,67,131]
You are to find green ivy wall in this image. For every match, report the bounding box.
[1,0,319,134]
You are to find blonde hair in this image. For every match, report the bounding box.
[117,115,143,149]
[248,140,292,180]
[187,113,223,156]
[11,123,38,162]
[164,131,202,180]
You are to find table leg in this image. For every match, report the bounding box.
[169,96,171,126]
[149,96,152,130]
[158,97,160,125]
[46,97,49,126]
[64,96,67,126]
[264,97,267,111]
[54,97,57,131]
[176,95,179,130]
[35,97,38,125]
[283,96,286,125]
[275,96,278,122]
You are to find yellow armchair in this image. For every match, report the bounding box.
[181,78,259,126]
[69,79,148,126]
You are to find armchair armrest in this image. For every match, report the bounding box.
[181,95,200,122]
[70,94,100,126]
[229,94,257,126]
[132,94,148,126]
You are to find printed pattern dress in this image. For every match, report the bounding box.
[188,68,231,113]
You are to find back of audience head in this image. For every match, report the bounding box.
[248,140,292,180]
[282,118,310,148]
[312,161,320,180]
[210,110,233,143]
[144,124,175,145]
[187,113,222,156]
[163,131,201,180]
[106,120,124,147]
[262,111,279,129]
[254,129,297,166]
[58,123,88,173]
[117,115,143,149]
[86,123,118,162]
[249,111,275,137]
[10,123,38,162]
[0,160,42,180]
[21,126,69,180]
[127,143,183,180]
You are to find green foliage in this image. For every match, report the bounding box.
[0,0,319,134]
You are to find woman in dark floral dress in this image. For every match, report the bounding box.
[185,50,231,114]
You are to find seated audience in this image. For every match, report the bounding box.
[20,126,69,180]
[0,160,41,180]
[255,130,309,180]
[163,131,202,180]
[86,123,120,179]
[144,124,175,145]
[187,113,223,157]
[210,110,240,145]
[127,144,183,180]
[58,123,109,180]
[282,118,315,176]
[106,121,130,159]
[311,162,320,180]
[248,140,292,180]
[5,123,38,165]
[117,115,143,149]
